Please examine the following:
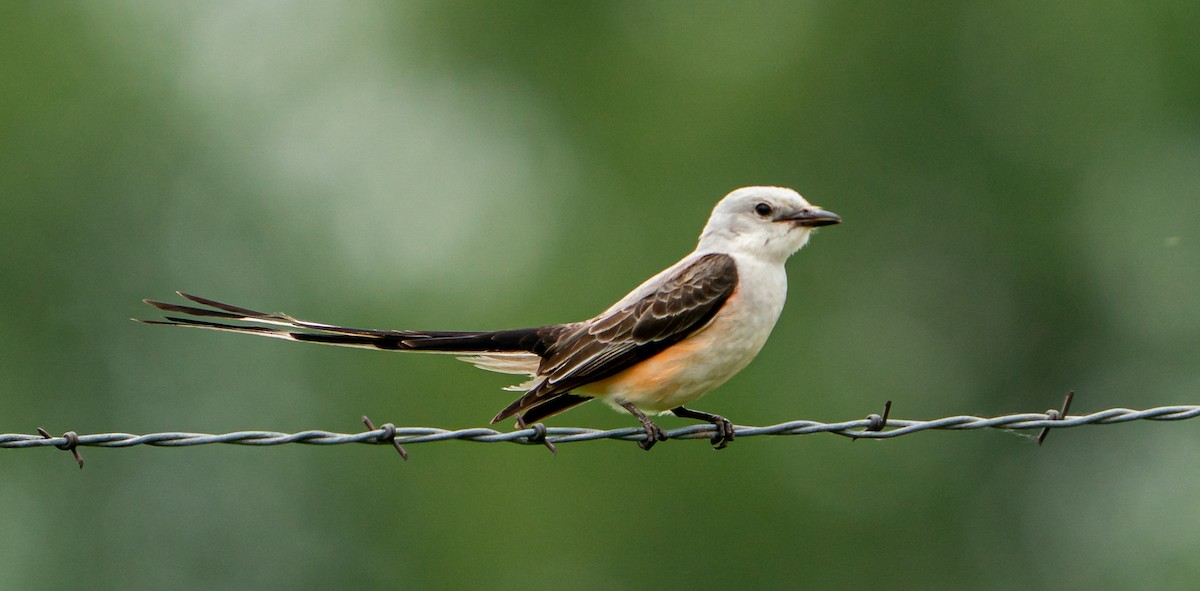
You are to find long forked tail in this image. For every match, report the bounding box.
[140,292,557,355]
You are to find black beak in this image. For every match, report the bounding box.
[783,208,842,227]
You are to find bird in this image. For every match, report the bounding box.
[141,186,841,451]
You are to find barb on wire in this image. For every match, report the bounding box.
[1037,390,1074,446]
[4,403,1199,466]
[362,415,407,460]
[37,427,84,469]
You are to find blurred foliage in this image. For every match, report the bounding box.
[2,1,1199,589]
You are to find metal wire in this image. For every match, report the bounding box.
[4,404,1198,461]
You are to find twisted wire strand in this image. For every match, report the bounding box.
[4,405,1198,451]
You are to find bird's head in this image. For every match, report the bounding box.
[697,186,841,263]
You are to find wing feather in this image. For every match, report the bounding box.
[493,252,738,422]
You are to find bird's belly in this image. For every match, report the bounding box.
[580,291,778,413]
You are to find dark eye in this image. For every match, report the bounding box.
[754,202,773,217]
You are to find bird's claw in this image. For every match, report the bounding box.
[619,401,668,451]
[670,406,736,450]
[709,416,735,450]
[638,423,668,451]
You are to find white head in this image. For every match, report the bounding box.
[696,186,841,263]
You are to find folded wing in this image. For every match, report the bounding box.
[493,252,738,422]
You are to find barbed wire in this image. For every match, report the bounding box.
[4,396,1199,467]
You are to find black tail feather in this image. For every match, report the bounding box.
[140,292,563,354]
[178,291,272,317]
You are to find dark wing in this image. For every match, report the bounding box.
[492,252,738,422]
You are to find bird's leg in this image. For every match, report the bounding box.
[618,401,668,451]
[671,406,735,449]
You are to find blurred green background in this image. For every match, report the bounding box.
[3,1,1199,589]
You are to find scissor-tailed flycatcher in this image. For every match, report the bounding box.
[142,186,840,450]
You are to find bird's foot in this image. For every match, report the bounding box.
[704,415,735,449]
[620,401,668,451]
[637,421,668,451]
[671,406,735,449]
